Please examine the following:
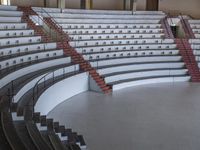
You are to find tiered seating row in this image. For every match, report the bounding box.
[189,19,200,38]
[0,5,86,150]
[41,8,190,91]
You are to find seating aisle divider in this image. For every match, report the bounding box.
[161,15,200,82]
[175,39,200,82]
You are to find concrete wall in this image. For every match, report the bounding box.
[11,0,44,7]
[159,0,200,18]
[10,0,200,18]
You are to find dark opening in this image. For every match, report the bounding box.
[170,25,177,38]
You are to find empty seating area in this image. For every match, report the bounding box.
[0,5,86,150]
[36,8,191,91]
[1,4,200,150]
[188,19,200,38]
[187,20,200,69]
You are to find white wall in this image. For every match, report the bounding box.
[35,72,89,115]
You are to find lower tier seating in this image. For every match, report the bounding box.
[189,39,200,68]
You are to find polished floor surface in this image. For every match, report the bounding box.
[48,82,200,150]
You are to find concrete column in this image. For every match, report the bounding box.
[124,0,137,11]
[132,0,137,11]
[81,0,92,9]
[58,0,65,9]
[44,0,51,7]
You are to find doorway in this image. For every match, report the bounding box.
[146,0,159,11]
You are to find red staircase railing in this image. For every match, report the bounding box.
[20,7,112,93]
[175,38,200,82]
[180,15,195,39]
[18,6,52,42]
[160,16,174,39]
[44,17,112,93]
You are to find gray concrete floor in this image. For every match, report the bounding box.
[48,82,200,150]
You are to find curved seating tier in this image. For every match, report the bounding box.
[37,7,191,91]
[189,39,200,68]
[0,5,86,150]
[188,19,200,38]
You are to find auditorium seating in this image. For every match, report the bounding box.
[0,5,86,150]
[1,4,199,150]
[188,19,200,38]
[32,7,191,91]
[187,19,200,69]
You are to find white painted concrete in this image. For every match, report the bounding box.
[35,72,89,115]
[48,82,200,150]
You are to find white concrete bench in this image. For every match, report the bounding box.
[0,10,22,17]
[0,16,22,23]
[83,50,179,60]
[188,20,200,24]
[0,5,18,11]
[60,23,161,29]
[70,38,174,48]
[0,43,57,57]
[112,76,190,91]
[55,18,160,24]
[90,56,182,68]
[0,30,34,38]
[62,9,165,15]
[32,7,61,13]
[62,8,131,15]
[0,49,63,70]
[43,12,164,20]
[0,36,41,47]
[69,33,164,41]
[0,23,27,30]
[97,62,185,75]
[105,69,188,84]
[0,57,70,88]
[64,28,163,35]
[76,44,177,54]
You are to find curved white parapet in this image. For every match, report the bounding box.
[35,72,89,115]
[0,57,70,88]
[13,64,79,103]
[112,76,191,91]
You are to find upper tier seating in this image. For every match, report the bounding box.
[0,5,86,150]
[189,39,200,68]
[188,19,200,38]
[33,8,191,91]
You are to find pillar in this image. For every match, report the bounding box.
[132,0,137,11]
[58,0,65,9]
[124,0,137,11]
[81,0,92,9]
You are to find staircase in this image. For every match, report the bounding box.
[43,17,112,94]
[17,6,52,42]
[180,18,195,39]
[160,17,174,38]
[176,39,200,82]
